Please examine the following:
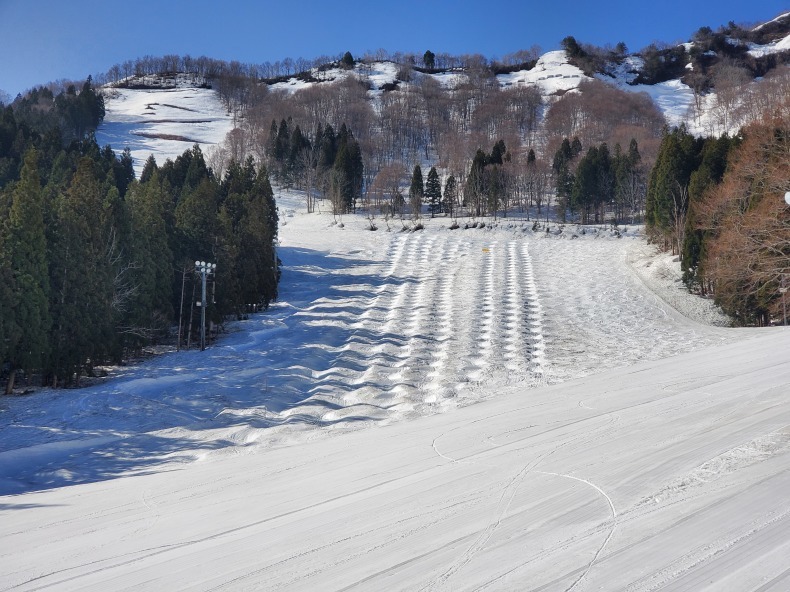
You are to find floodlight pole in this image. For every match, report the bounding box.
[195,260,217,351]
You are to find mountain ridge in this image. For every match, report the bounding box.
[89,10,790,179]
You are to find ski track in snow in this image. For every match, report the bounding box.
[424,404,623,591]
[537,471,618,592]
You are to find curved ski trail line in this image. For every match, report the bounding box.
[430,429,474,466]
[422,459,538,592]
[425,414,619,591]
[537,470,618,592]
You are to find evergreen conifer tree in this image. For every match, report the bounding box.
[331,143,353,215]
[3,149,50,392]
[183,145,211,193]
[490,140,507,165]
[561,36,586,59]
[443,174,457,218]
[596,143,613,223]
[317,124,337,195]
[425,166,441,217]
[681,135,733,287]
[109,147,135,198]
[267,120,279,160]
[572,146,599,223]
[347,136,364,206]
[409,165,424,220]
[240,165,279,308]
[646,126,701,251]
[275,119,290,162]
[49,158,117,385]
[175,177,220,262]
[125,177,174,346]
[570,137,583,157]
[467,150,488,217]
[287,125,309,185]
[423,50,436,70]
[553,138,577,221]
[140,155,158,184]
[0,248,14,385]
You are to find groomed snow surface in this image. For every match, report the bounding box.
[2,191,790,591]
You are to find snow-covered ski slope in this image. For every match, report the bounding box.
[95,78,234,177]
[2,190,790,590]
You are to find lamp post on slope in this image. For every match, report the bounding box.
[195,260,217,350]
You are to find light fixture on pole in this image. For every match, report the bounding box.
[195,260,217,351]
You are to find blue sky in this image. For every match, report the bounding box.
[1,0,788,98]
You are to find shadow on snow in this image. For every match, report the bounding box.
[0,247,415,495]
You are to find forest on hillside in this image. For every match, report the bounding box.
[647,115,790,326]
[0,81,279,392]
[195,53,668,228]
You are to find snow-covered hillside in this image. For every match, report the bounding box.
[96,76,234,177]
[3,188,789,590]
[95,17,790,174]
[498,50,586,94]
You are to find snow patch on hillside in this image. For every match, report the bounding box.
[362,61,399,91]
[599,55,642,85]
[748,32,790,57]
[602,63,697,130]
[752,11,790,31]
[430,70,469,89]
[96,83,234,176]
[627,244,731,327]
[270,61,401,95]
[498,50,587,95]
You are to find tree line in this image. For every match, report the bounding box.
[265,118,364,216]
[553,136,646,224]
[646,110,790,326]
[0,94,279,393]
[215,52,663,226]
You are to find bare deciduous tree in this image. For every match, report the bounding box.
[710,59,752,133]
[697,112,790,323]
